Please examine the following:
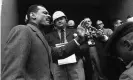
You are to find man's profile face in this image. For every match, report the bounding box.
[35,6,51,26]
[116,32,133,62]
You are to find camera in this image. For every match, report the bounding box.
[79,19,108,46]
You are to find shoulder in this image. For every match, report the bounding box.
[6,25,31,43]
[15,24,28,29]
[12,25,29,32]
[9,25,30,36]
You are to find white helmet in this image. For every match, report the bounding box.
[68,20,75,26]
[52,11,66,21]
[96,20,103,25]
[127,17,133,22]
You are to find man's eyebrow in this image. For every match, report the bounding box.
[43,11,49,14]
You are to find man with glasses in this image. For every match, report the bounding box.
[96,20,113,37]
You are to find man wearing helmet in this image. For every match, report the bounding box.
[46,11,85,80]
[68,20,75,27]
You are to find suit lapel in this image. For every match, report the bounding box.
[53,31,60,40]
[27,24,51,54]
[53,29,71,41]
[66,29,70,38]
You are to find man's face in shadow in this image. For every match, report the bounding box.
[116,32,133,62]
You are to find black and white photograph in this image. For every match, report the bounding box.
[1,0,133,80]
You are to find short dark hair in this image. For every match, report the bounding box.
[26,4,44,23]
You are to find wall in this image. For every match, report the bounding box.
[1,0,18,68]
[108,0,133,20]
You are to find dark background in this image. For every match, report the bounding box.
[16,0,125,29]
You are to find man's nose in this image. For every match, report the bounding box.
[46,14,51,20]
[47,14,51,18]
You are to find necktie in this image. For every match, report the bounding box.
[61,29,64,43]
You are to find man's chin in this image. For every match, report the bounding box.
[43,23,51,26]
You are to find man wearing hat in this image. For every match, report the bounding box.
[46,11,85,80]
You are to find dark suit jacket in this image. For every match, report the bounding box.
[46,29,85,80]
[46,29,84,60]
[1,22,79,80]
[46,29,75,47]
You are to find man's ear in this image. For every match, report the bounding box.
[30,12,36,20]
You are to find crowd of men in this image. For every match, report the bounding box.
[1,4,133,80]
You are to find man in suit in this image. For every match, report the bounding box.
[46,11,85,80]
[1,5,87,80]
[96,20,113,38]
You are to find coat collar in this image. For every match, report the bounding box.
[66,29,71,37]
[27,22,39,32]
[27,22,51,54]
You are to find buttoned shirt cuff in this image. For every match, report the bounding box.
[74,39,80,46]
